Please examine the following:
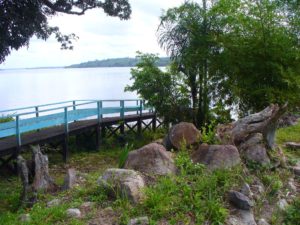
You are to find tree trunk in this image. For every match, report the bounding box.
[216,103,288,148]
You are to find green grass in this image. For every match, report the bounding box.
[0,129,166,225]
[276,120,300,163]
[1,122,299,225]
[113,150,244,225]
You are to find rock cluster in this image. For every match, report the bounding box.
[98,168,145,204]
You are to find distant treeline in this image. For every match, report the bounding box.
[66,57,170,68]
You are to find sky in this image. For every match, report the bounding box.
[0,0,184,69]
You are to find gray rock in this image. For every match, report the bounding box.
[164,122,201,150]
[66,208,81,218]
[293,166,300,176]
[80,201,95,214]
[192,144,241,170]
[288,178,297,192]
[63,168,77,190]
[47,198,61,207]
[124,143,176,176]
[19,214,30,222]
[277,199,288,210]
[241,183,253,198]
[226,209,257,225]
[98,168,145,204]
[239,133,270,165]
[228,190,254,210]
[257,218,270,225]
[128,216,149,225]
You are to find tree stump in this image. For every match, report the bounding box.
[216,104,288,148]
[17,145,57,206]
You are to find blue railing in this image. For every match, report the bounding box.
[0,99,152,147]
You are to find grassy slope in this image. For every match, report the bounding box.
[0,121,300,225]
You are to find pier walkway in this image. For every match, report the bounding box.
[0,100,160,165]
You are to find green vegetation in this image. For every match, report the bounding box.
[66,57,170,68]
[0,120,300,224]
[127,0,300,127]
[125,53,190,125]
[283,198,300,225]
[114,151,243,224]
[0,115,14,123]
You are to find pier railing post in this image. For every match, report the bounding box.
[72,101,76,111]
[137,100,142,135]
[120,100,125,134]
[63,107,69,162]
[136,100,139,115]
[96,101,103,150]
[152,113,157,132]
[15,115,21,155]
[35,106,39,118]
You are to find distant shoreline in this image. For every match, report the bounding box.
[0,57,170,70]
[65,57,170,68]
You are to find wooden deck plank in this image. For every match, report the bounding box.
[0,113,155,157]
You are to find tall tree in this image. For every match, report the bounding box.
[215,0,300,114]
[157,1,222,127]
[0,0,131,63]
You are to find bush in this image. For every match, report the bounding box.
[0,115,14,123]
[283,198,300,225]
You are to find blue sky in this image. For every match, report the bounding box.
[0,0,184,69]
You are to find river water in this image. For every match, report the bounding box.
[0,67,137,111]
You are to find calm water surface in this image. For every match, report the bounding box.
[0,67,137,110]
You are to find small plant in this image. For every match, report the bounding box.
[201,122,217,144]
[118,143,132,168]
[283,198,300,225]
[0,115,14,124]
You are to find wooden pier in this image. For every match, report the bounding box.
[0,100,161,166]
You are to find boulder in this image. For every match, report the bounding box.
[67,208,81,218]
[239,133,270,165]
[98,168,145,204]
[164,122,201,150]
[226,209,257,225]
[124,143,176,176]
[192,144,241,170]
[228,190,254,210]
[240,183,253,198]
[128,216,149,225]
[277,199,288,210]
[292,166,300,176]
[47,198,61,207]
[62,168,77,190]
[257,219,270,225]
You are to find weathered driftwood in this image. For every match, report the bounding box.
[31,145,57,191]
[217,104,288,148]
[285,142,300,150]
[17,145,57,206]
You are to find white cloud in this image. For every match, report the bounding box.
[0,0,184,69]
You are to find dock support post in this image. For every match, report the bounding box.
[120,100,125,135]
[152,113,157,132]
[95,126,101,150]
[63,136,69,163]
[63,107,69,163]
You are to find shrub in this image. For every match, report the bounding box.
[283,198,300,225]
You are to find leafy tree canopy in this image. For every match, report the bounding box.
[0,0,131,63]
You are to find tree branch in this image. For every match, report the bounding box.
[42,0,97,15]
